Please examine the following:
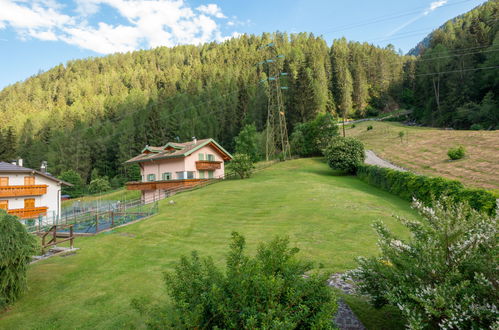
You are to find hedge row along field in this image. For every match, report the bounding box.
[357,165,497,216]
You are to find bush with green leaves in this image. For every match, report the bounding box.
[356,164,496,215]
[447,146,465,160]
[134,232,337,329]
[290,113,339,157]
[59,169,84,197]
[350,198,498,329]
[234,124,261,162]
[366,125,373,131]
[323,137,365,174]
[0,210,36,309]
[470,123,483,130]
[226,153,255,179]
[88,177,112,194]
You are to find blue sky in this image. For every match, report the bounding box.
[0,0,489,89]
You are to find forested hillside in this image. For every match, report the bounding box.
[0,33,408,184]
[0,1,497,186]
[411,0,499,128]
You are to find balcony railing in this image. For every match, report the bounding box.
[196,161,222,171]
[0,185,48,197]
[126,179,208,191]
[8,206,48,219]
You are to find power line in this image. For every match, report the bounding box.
[413,65,499,76]
[321,0,475,34]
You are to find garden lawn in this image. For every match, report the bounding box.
[0,158,418,329]
[347,121,499,191]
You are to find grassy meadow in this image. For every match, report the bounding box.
[0,158,419,329]
[347,121,499,191]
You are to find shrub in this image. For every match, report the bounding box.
[290,113,339,157]
[324,137,365,174]
[0,211,36,309]
[234,124,261,162]
[59,169,84,197]
[356,164,496,215]
[366,125,373,131]
[470,123,483,130]
[350,198,498,329]
[351,124,356,129]
[135,233,337,329]
[226,153,254,179]
[88,177,112,194]
[447,146,465,160]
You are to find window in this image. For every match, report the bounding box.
[176,172,185,180]
[0,200,8,210]
[207,154,215,161]
[199,171,205,179]
[0,177,8,186]
[24,198,35,209]
[162,172,172,181]
[208,171,214,179]
[24,176,35,185]
[187,171,195,179]
[147,174,156,182]
[198,153,204,161]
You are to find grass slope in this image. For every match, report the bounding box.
[347,121,499,191]
[0,158,417,329]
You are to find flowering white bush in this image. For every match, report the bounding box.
[350,198,498,329]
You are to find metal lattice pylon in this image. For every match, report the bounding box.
[259,43,291,161]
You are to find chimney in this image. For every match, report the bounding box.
[18,158,23,167]
[192,137,197,144]
[40,161,47,173]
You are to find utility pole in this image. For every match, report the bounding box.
[258,42,291,161]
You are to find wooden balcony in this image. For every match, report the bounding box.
[126,179,209,191]
[196,161,222,171]
[0,185,48,197]
[8,206,48,219]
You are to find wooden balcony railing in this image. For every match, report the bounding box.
[8,206,48,219]
[0,185,48,197]
[126,179,208,191]
[196,161,222,171]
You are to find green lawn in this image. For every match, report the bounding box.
[61,188,141,208]
[0,158,418,329]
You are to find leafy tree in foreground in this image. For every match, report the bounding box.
[290,113,339,157]
[0,211,36,309]
[88,177,112,194]
[59,169,85,198]
[226,153,255,179]
[134,232,337,329]
[350,198,498,329]
[234,124,261,162]
[323,137,365,174]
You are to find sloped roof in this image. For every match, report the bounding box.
[125,138,233,164]
[0,162,72,186]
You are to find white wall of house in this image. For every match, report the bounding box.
[1,173,62,219]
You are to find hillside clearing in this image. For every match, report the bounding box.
[347,121,499,191]
[0,158,418,329]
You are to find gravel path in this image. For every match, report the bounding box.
[329,273,366,330]
[364,150,406,172]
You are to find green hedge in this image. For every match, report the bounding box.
[357,165,497,215]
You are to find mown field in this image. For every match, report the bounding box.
[347,121,499,191]
[0,158,417,329]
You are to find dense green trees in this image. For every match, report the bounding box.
[412,0,499,129]
[0,1,496,188]
[0,32,409,186]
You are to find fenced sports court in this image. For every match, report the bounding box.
[23,199,158,234]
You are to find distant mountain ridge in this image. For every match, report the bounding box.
[407,2,491,55]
